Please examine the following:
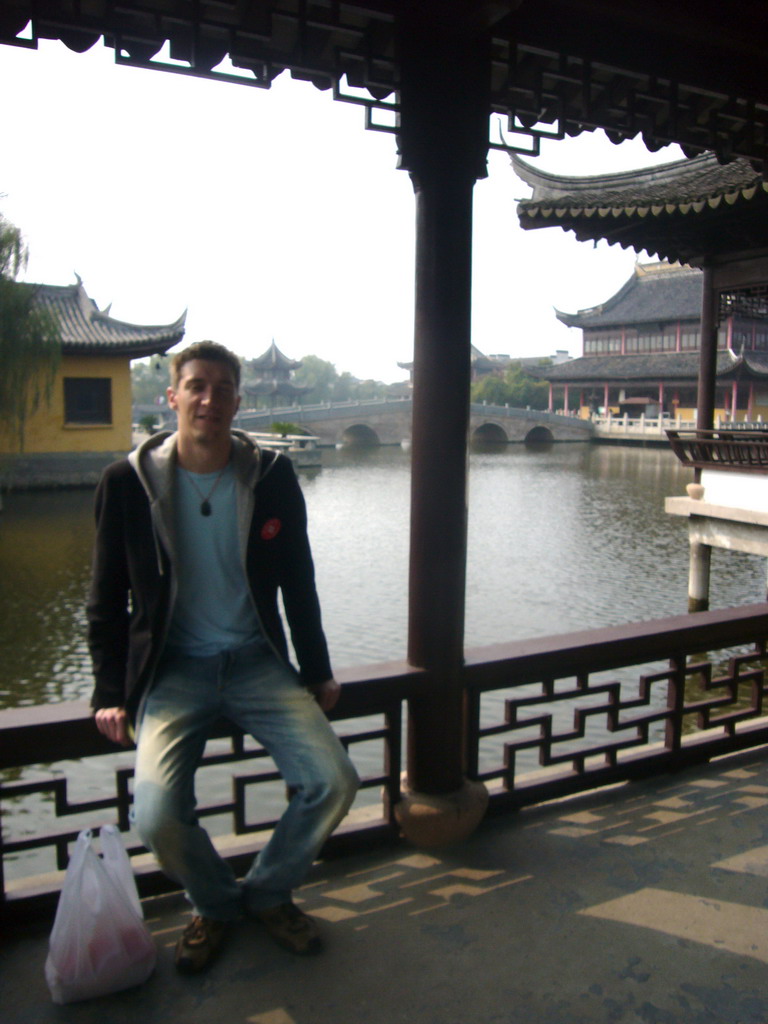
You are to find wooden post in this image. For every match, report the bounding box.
[697,265,718,431]
[406,171,473,793]
[394,6,490,838]
[689,540,712,612]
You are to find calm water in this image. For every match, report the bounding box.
[4,442,767,879]
[1,442,766,710]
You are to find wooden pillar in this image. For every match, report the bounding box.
[396,6,489,799]
[405,173,473,794]
[732,381,739,421]
[689,264,715,612]
[697,265,719,431]
[689,540,712,612]
[603,382,609,414]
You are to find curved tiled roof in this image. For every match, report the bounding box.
[515,153,768,264]
[529,350,736,384]
[31,278,186,356]
[556,264,702,328]
[717,351,768,380]
[250,340,302,372]
[516,153,764,213]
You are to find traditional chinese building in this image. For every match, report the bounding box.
[7,0,768,848]
[244,340,310,408]
[515,154,768,422]
[397,346,571,386]
[1,276,185,487]
[538,260,768,420]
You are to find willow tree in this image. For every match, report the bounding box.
[0,214,61,451]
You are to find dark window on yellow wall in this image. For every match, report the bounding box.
[64,377,112,424]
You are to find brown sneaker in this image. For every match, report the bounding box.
[175,915,228,974]
[254,902,322,955]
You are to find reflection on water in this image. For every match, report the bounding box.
[466,443,765,647]
[1,443,766,710]
[0,489,94,707]
[4,443,768,880]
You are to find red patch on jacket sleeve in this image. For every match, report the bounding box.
[261,518,282,540]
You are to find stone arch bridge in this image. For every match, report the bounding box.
[235,398,593,446]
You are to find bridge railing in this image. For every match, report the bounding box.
[3,604,768,920]
[236,397,413,420]
[593,414,697,438]
[469,403,589,426]
[236,399,592,427]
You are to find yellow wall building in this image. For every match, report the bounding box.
[1,278,185,487]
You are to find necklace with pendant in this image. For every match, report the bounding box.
[185,466,227,516]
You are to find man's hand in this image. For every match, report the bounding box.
[94,706,132,747]
[310,678,341,713]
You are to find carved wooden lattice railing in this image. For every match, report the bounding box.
[3,605,768,919]
[666,428,768,471]
[0,662,417,920]
[465,604,768,813]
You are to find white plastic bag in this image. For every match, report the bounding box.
[45,826,157,1004]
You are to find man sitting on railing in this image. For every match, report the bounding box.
[88,341,359,975]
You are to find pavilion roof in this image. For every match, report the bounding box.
[5,3,768,171]
[515,153,768,265]
[250,340,302,372]
[31,278,186,357]
[556,263,703,329]
[471,345,498,371]
[528,350,736,384]
[716,351,768,381]
[398,344,496,374]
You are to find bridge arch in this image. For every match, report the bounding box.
[471,422,509,445]
[340,424,381,447]
[524,425,554,444]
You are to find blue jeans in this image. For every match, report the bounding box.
[132,642,359,921]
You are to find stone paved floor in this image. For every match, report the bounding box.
[3,747,768,1024]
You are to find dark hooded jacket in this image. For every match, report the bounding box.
[87,430,332,720]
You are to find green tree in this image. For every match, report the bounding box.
[471,361,550,410]
[471,374,516,406]
[270,421,304,436]
[0,214,61,450]
[292,354,339,403]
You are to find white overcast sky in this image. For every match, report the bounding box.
[1,37,683,383]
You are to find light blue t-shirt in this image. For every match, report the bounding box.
[166,464,263,656]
